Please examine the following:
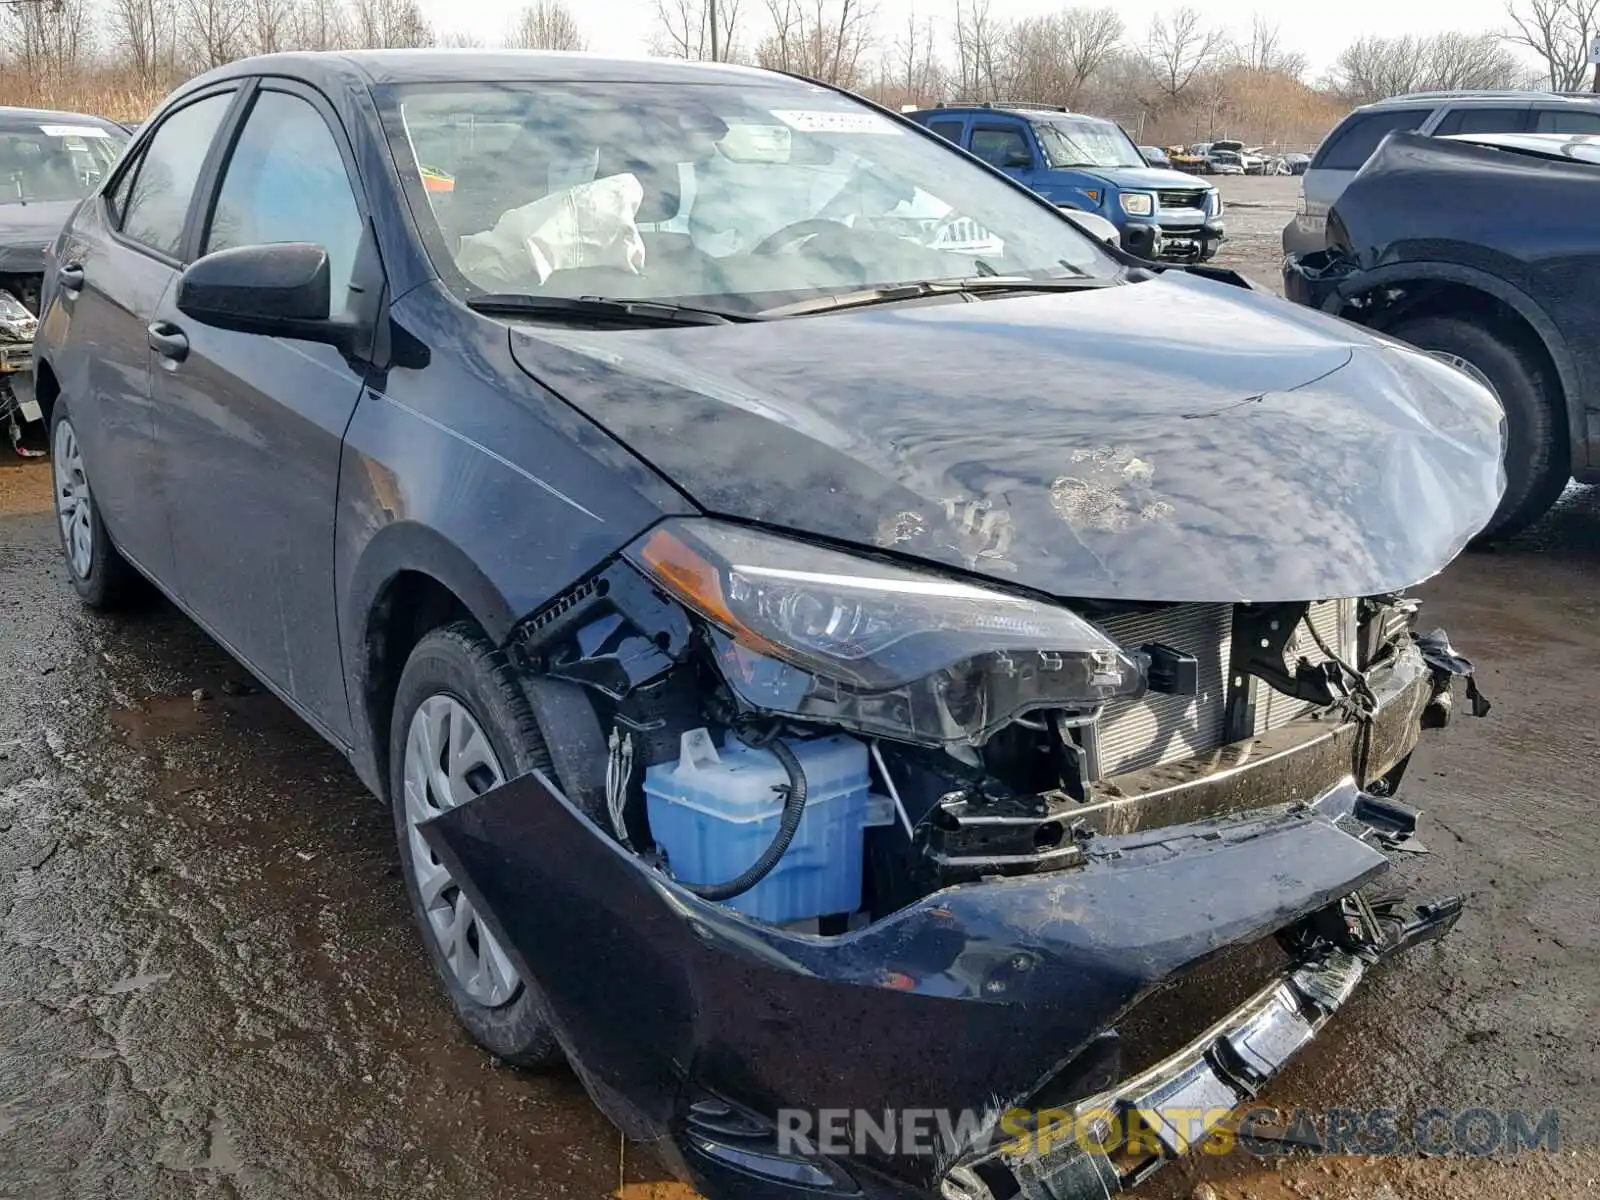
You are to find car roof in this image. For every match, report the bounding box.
[184,48,791,92]
[1354,89,1600,115]
[0,104,123,129]
[913,105,1106,122]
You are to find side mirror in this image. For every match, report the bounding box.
[1002,148,1033,169]
[177,242,358,351]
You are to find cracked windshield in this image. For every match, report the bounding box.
[385,82,1115,313]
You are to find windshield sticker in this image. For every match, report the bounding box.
[40,124,109,139]
[769,109,900,135]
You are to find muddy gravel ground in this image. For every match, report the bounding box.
[3,174,1598,1200]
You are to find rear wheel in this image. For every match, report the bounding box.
[49,405,140,609]
[389,621,562,1066]
[1387,314,1568,543]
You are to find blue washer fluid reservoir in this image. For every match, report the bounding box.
[643,728,871,925]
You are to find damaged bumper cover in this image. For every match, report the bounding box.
[943,893,1460,1200]
[421,689,1465,1200]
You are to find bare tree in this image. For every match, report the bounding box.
[651,0,742,61]
[757,0,877,88]
[1239,15,1308,79]
[288,0,349,50]
[1194,68,1232,136]
[953,0,1002,100]
[2,0,93,82]
[176,0,245,68]
[106,0,176,84]
[247,0,294,54]
[885,5,941,105]
[348,0,432,49]
[1142,7,1228,104]
[1059,7,1124,102]
[507,0,586,51]
[1330,32,1523,104]
[1505,0,1600,90]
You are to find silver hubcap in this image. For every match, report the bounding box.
[52,419,93,580]
[403,694,522,1008]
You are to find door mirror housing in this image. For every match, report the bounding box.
[177,242,361,352]
[1002,148,1033,169]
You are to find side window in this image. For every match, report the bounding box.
[926,120,964,144]
[120,93,235,258]
[970,125,1032,169]
[1534,108,1600,134]
[1433,107,1529,135]
[205,89,365,317]
[1313,110,1428,171]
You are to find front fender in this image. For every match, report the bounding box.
[1311,256,1586,477]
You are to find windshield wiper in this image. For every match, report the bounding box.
[466,293,752,326]
[757,275,1117,318]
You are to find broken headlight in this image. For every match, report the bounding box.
[625,519,1145,748]
[0,290,37,343]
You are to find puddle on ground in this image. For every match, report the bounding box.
[107,683,298,744]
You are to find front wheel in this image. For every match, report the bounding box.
[1387,314,1569,543]
[389,621,563,1066]
[49,405,140,609]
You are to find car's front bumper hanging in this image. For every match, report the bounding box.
[420,756,1464,1199]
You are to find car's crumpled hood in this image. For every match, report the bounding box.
[510,272,1505,603]
[0,200,78,275]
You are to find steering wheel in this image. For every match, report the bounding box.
[752,218,855,256]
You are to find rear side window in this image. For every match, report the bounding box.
[119,92,235,258]
[1534,108,1600,134]
[1313,110,1428,171]
[926,119,964,143]
[970,125,1031,168]
[1433,107,1529,135]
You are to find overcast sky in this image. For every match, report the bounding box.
[417,0,1529,78]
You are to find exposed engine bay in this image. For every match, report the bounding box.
[503,517,1487,933]
[423,519,1487,1198]
[0,272,43,457]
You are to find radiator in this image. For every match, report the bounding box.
[1091,600,1356,778]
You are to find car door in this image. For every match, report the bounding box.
[966,119,1039,186]
[48,88,240,582]
[148,80,378,740]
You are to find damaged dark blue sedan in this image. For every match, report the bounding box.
[34,50,1503,1200]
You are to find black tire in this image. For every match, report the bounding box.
[48,403,140,610]
[1387,314,1568,543]
[389,621,563,1067]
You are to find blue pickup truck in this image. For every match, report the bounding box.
[907,103,1225,261]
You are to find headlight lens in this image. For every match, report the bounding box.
[626,520,1146,747]
[1119,192,1154,216]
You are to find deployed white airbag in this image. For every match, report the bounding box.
[458,173,646,287]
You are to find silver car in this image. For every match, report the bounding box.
[1283,90,1600,257]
